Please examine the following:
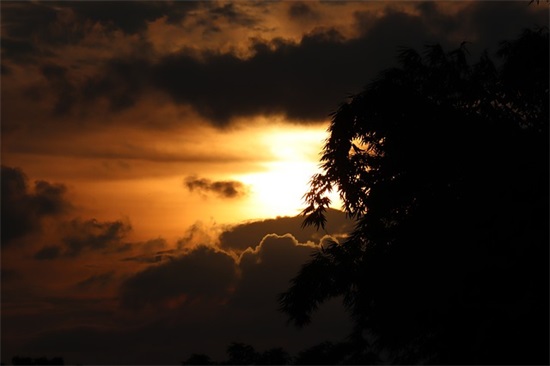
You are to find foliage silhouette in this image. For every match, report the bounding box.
[225,342,260,365]
[256,347,291,365]
[293,340,378,365]
[280,27,549,364]
[217,343,291,365]
[182,341,376,365]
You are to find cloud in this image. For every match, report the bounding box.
[121,251,175,264]
[232,234,319,310]
[33,218,132,259]
[81,57,153,113]
[0,166,138,260]
[120,238,176,264]
[34,245,63,261]
[67,2,197,34]
[288,3,319,20]
[61,218,132,257]
[148,29,366,124]
[7,215,353,364]
[119,245,238,310]
[0,10,399,124]
[113,228,351,362]
[175,221,224,253]
[0,2,198,45]
[209,3,257,27]
[0,3,58,58]
[3,2,546,129]
[39,63,77,115]
[185,175,249,199]
[65,3,545,126]
[219,208,353,253]
[1,165,71,246]
[75,271,116,290]
[220,232,352,358]
[0,37,43,63]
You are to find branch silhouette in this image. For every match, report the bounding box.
[281,27,549,364]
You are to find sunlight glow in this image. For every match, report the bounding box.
[237,126,341,218]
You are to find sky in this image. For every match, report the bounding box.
[1,1,547,364]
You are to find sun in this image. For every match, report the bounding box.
[236,125,341,218]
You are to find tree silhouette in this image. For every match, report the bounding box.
[280,27,548,364]
[293,340,378,365]
[225,343,260,365]
[221,343,292,365]
[256,347,291,365]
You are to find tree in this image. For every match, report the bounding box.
[257,347,291,365]
[224,343,260,365]
[280,27,548,364]
[293,341,378,365]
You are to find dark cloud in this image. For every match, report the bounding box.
[66,1,194,34]
[0,2,58,41]
[32,7,390,125]
[0,1,198,47]
[79,5,477,125]
[175,222,219,251]
[32,218,131,259]
[219,208,353,253]
[34,13,422,123]
[115,230,350,362]
[462,1,548,55]
[72,57,152,114]
[6,217,352,364]
[162,3,536,125]
[121,251,174,264]
[76,271,115,290]
[1,166,71,246]
[185,176,249,199]
[5,2,546,127]
[120,245,238,309]
[38,63,78,115]
[232,234,318,311]
[0,38,43,63]
[220,233,351,358]
[34,245,63,261]
[209,3,257,27]
[288,3,319,20]
[0,3,88,63]
[60,218,132,257]
[120,238,175,264]
[151,29,364,124]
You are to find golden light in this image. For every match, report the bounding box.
[236,125,341,218]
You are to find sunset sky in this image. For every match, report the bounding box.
[1,1,547,364]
